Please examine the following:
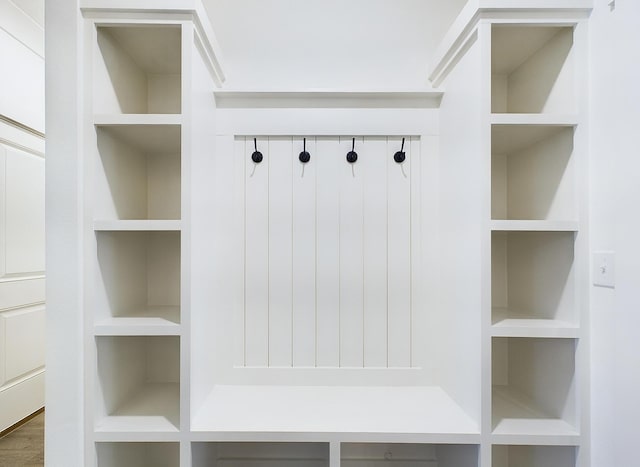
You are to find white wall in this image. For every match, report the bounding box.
[589,1,640,466]
[204,0,467,89]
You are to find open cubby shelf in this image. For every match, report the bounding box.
[492,445,576,467]
[491,124,576,222]
[94,123,181,221]
[96,442,179,467]
[342,443,479,467]
[95,336,180,432]
[94,25,182,115]
[192,443,329,467]
[492,25,575,114]
[94,230,180,326]
[492,231,576,327]
[492,338,578,440]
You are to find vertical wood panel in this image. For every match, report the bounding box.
[292,137,317,367]
[410,137,421,368]
[268,137,293,366]
[339,136,364,367]
[232,137,245,367]
[362,137,388,367]
[315,137,340,367]
[244,136,269,366]
[387,136,412,367]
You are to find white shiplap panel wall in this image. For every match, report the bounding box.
[237,136,418,369]
[339,136,364,368]
[292,137,317,367]
[362,137,388,368]
[388,137,413,368]
[268,137,293,367]
[244,137,269,366]
[314,138,341,367]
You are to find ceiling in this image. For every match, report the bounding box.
[203,0,467,89]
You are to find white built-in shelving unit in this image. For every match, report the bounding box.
[48,1,590,466]
[430,1,590,466]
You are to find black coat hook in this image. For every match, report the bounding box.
[252,138,263,163]
[299,138,310,163]
[394,138,406,163]
[346,138,358,163]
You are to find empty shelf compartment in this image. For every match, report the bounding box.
[96,442,179,467]
[491,125,576,221]
[492,231,576,327]
[94,124,181,221]
[192,442,329,467]
[493,445,576,467]
[94,230,180,326]
[492,25,576,114]
[342,443,479,467]
[492,338,578,439]
[94,25,182,114]
[95,336,180,432]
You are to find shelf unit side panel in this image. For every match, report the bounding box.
[435,30,484,425]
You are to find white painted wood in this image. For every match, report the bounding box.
[0,277,45,309]
[96,442,180,467]
[93,220,181,231]
[233,137,246,368]
[339,136,364,368]
[492,126,576,221]
[314,137,341,367]
[492,338,577,438]
[490,220,578,232]
[362,137,388,368]
[192,386,479,436]
[0,28,45,132]
[94,231,180,323]
[492,26,575,114]
[0,370,44,431]
[292,137,317,367]
[0,0,44,56]
[93,25,181,114]
[387,136,412,368]
[5,146,45,274]
[491,231,576,323]
[268,137,293,367]
[244,136,269,367]
[341,443,437,466]
[431,24,484,427]
[94,124,181,220]
[192,442,329,467]
[95,336,180,432]
[214,90,443,109]
[492,445,576,467]
[1,305,45,383]
[216,108,438,138]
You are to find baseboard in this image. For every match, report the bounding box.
[0,406,44,438]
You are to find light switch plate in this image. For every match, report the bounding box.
[593,251,615,288]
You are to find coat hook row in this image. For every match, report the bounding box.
[248,137,409,166]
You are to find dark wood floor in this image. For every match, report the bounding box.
[0,412,44,467]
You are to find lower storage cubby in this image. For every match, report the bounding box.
[341,443,479,467]
[191,442,329,466]
[96,442,179,467]
[492,337,578,439]
[492,445,576,467]
[95,336,180,432]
